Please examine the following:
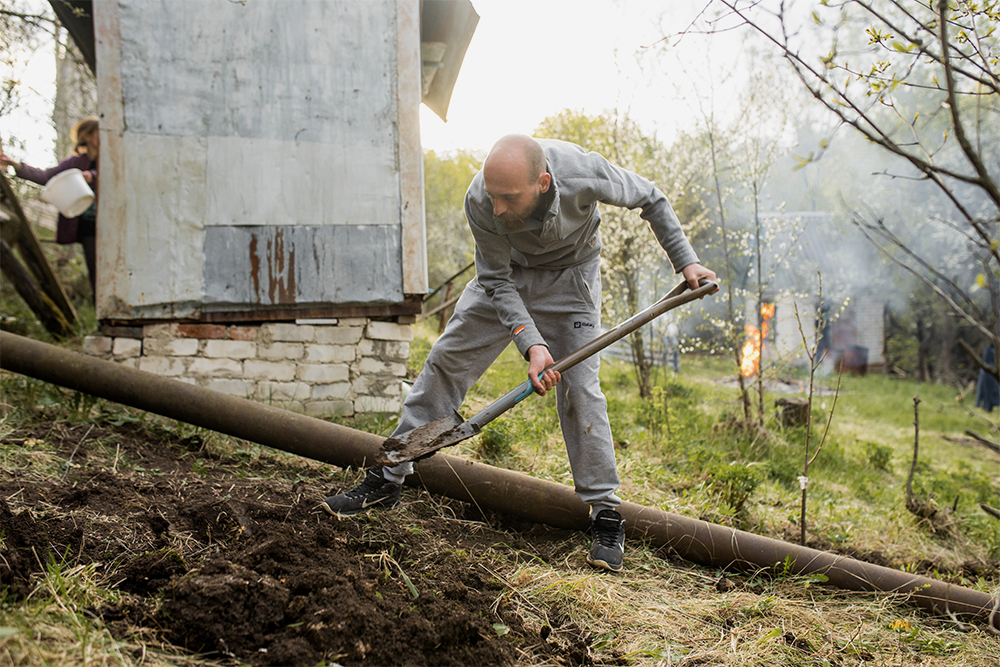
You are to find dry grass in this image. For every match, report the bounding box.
[481,540,1000,666]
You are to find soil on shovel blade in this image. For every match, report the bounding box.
[0,419,602,666]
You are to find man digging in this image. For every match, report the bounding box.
[323,134,715,572]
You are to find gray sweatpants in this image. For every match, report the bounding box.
[385,258,622,514]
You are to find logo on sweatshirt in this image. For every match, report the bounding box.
[574,322,595,329]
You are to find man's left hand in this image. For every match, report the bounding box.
[681,263,717,292]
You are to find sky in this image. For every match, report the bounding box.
[5,0,740,167]
[421,0,741,154]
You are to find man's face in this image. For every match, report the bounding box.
[486,186,542,228]
[483,170,549,229]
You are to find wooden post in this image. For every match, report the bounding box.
[437,281,454,333]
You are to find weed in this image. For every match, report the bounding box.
[705,463,760,513]
[477,418,514,460]
[864,441,894,472]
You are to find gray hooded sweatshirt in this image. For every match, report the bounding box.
[464,138,699,357]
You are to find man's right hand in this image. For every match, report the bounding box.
[527,344,560,396]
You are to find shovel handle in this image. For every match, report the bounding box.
[467,278,718,430]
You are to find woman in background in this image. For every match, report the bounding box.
[1,116,100,302]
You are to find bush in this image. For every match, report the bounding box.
[706,463,760,513]
[864,441,893,472]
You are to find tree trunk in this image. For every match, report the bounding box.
[935,308,955,384]
[916,315,929,383]
[54,26,98,159]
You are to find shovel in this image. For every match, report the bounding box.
[377,278,718,465]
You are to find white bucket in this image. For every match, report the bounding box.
[41,168,95,218]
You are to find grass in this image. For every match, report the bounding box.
[1,316,998,665]
[397,322,998,660]
[426,321,999,565]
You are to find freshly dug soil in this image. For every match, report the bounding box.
[0,420,601,666]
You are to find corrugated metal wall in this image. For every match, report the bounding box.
[94,0,425,321]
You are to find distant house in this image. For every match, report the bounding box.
[57,0,478,416]
[748,212,887,374]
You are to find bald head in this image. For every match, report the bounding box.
[484,134,547,185]
[482,135,550,227]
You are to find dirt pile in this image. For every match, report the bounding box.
[0,421,600,666]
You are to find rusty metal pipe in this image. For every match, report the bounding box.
[1,331,997,629]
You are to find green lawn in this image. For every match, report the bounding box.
[422,322,1000,569]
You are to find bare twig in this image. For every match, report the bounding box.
[964,430,1000,455]
[906,396,920,511]
[792,272,843,546]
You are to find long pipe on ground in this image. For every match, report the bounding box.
[1,331,997,630]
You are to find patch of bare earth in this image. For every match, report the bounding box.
[0,421,604,666]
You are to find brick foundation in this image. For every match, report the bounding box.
[83,318,411,417]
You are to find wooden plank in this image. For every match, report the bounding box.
[0,239,73,336]
[0,174,78,325]
[100,295,423,327]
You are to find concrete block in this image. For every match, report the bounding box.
[204,339,256,359]
[313,326,364,345]
[259,342,305,361]
[188,357,243,377]
[337,317,368,327]
[352,375,374,395]
[115,357,140,369]
[112,338,142,357]
[357,357,407,376]
[82,335,112,356]
[355,396,401,413]
[267,399,305,413]
[138,356,188,376]
[142,323,178,339]
[304,400,354,417]
[205,378,252,397]
[358,339,409,360]
[263,322,316,342]
[257,381,312,401]
[244,359,297,381]
[297,363,350,383]
[351,376,401,397]
[311,382,351,400]
[366,321,413,341]
[304,344,356,363]
[144,337,200,356]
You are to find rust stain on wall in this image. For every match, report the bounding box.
[249,233,261,301]
[247,229,297,305]
[203,225,403,308]
[267,228,297,304]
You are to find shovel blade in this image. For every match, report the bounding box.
[377,410,465,466]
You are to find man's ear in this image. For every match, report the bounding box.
[538,172,551,193]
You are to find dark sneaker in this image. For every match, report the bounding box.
[322,467,401,516]
[587,509,625,572]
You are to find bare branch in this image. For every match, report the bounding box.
[937,0,1000,209]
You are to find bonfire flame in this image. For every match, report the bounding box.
[740,302,775,378]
